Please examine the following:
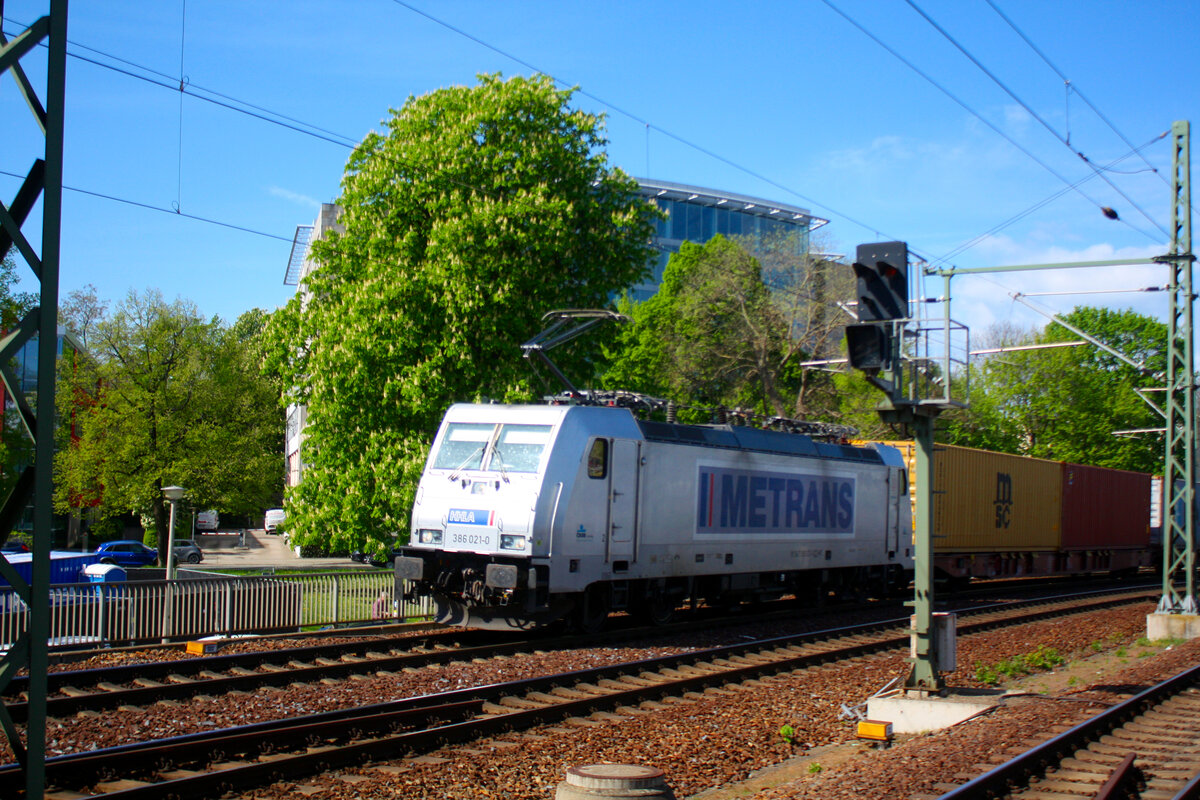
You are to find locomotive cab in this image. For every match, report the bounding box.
[396,403,644,629]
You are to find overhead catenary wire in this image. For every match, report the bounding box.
[0,167,295,245]
[0,19,548,217]
[174,0,187,213]
[0,19,361,148]
[933,131,1168,267]
[818,0,1165,247]
[386,0,909,248]
[0,8,1172,312]
[983,0,1165,187]
[904,0,1169,240]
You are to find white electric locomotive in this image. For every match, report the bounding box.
[396,402,914,630]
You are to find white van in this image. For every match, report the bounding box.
[264,508,285,533]
[196,510,219,531]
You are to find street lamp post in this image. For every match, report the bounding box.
[161,485,185,642]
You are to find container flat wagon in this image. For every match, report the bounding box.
[862,441,1152,581]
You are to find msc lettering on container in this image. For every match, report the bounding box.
[696,466,855,534]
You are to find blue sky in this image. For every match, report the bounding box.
[3,1,1197,345]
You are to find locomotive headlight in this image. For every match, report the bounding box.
[417,528,443,545]
[499,534,527,551]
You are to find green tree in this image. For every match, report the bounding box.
[0,253,36,330]
[263,73,657,554]
[55,291,283,558]
[0,253,40,505]
[601,233,853,422]
[942,307,1165,472]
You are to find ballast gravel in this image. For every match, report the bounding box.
[243,603,1162,800]
[9,599,1176,800]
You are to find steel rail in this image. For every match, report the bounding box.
[1,587,1156,724]
[0,589,1155,799]
[937,660,1200,799]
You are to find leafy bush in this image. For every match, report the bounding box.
[975,646,1063,685]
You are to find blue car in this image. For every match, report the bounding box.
[95,540,159,567]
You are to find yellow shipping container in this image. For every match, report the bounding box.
[858,441,1062,553]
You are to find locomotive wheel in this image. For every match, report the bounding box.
[574,585,609,634]
[639,592,676,626]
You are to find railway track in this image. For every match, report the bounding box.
[0,587,1157,800]
[938,660,1200,800]
[1,585,1155,723]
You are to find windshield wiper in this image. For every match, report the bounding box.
[490,446,511,483]
[448,446,485,481]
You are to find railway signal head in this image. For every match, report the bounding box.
[852,241,909,322]
[846,241,909,374]
[845,322,891,373]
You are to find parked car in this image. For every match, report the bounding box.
[0,539,30,554]
[96,540,158,567]
[173,539,204,564]
[196,510,219,531]
[264,508,285,533]
[351,549,403,568]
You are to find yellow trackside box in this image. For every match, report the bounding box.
[186,640,220,655]
[857,720,893,741]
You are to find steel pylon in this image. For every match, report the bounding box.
[1157,121,1197,615]
[0,2,68,796]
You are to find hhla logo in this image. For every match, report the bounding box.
[994,473,1013,528]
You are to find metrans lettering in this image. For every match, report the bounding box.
[447,508,494,526]
[696,466,855,534]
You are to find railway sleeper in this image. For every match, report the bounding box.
[95,779,153,793]
[498,695,547,709]
[1121,721,1197,740]
[526,691,566,704]
[564,716,604,727]
[636,671,673,684]
[1042,766,1115,783]
[1088,741,1189,763]
[1105,728,1195,745]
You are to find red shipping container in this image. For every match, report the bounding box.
[1060,463,1151,550]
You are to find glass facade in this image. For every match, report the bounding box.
[630,180,826,302]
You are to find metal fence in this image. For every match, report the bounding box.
[0,571,435,650]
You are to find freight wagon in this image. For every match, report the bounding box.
[861,442,1152,582]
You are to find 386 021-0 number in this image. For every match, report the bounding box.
[450,532,491,546]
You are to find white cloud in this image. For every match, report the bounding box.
[1002,104,1033,136]
[268,186,321,209]
[924,237,1172,344]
